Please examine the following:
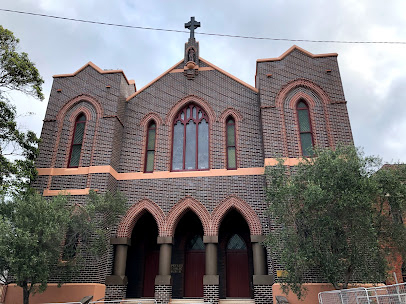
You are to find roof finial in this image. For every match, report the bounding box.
[185,17,200,40]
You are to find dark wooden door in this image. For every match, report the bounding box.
[226,234,250,298]
[184,251,205,297]
[143,250,159,297]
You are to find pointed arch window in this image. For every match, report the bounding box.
[172,104,209,171]
[144,121,156,173]
[227,234,247,250]
[68,113,86,168]
[226,117,237,169]
[297,101,314,156]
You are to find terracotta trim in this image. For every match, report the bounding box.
[140,112,163,128]
[264,158,303,166]
[169,66,215,74]
[210,195,263,236]
[37,159,305,179]
[275,79,331,109]
[53,61,135,88]
[199,57,258,93]
[37,166,265,179]
[126,60,184,101]
[256,45,338,63]
[43,188,90,196]
[117,199,166,238]
[165,196,211,236]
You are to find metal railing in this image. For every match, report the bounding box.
[319,282,406,304]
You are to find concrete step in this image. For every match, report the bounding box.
[219,299,255,304]
[169,299,205,304]
[124,299,157,304]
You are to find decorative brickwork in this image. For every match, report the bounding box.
[254,284,273,304]
[166,196,211,236]
[211,195,262,236]
[154,284,171,304]
[117,199,166,237]
[32,44,354,304]
[204,284,219,304]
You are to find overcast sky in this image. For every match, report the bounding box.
[1,0,405,164]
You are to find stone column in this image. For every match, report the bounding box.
[105,237,131,298]
[203,236,219,304]
[113,245,128,276]
[251,235,274,304]
[155,236,173,304]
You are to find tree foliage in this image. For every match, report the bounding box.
[0,25,44,196]
[266,146,406,298]
[0,190,127,304]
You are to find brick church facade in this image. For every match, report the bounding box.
[29,20,353,304]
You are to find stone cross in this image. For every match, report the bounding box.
[185,17,201,40]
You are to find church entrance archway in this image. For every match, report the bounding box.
[172,211,205,298]
[219,209,253,299]
[125,212,159,298]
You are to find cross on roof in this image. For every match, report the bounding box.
[185,17,200,40]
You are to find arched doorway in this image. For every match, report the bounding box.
[219,209,253,299]
[125,212,159,298]
[172,211,205,298]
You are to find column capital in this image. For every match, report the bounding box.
[157,236,173,244]
[250,234,266,243]
[203,235,218,243]
[110,237,131,245]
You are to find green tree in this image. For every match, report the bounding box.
[0,190,127,304]
[0,25,44,195]
[266,146,406,299]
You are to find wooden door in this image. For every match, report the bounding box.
[226,234,250,298]
[184,235,205,297]
[143,250,159,297]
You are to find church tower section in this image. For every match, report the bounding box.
[33,62,136,196]
[256,46,353,160]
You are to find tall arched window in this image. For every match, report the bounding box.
[297,101,314,156]
[68,113,86,167]
[172,104,209,171]
[226,116,237,169]
[144,121,156,173]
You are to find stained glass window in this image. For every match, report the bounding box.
[227,234,246,250]
[226,117,237,169]
[68,114,86,167]
[144,121,156,172]
[172,104,209,171]
[187,235,205,250]
[297,101,314,156]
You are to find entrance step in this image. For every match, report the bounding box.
[219,300,255,304]
[170,299,205,304]
[124,299,157,304]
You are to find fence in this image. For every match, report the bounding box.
[319,282,406,304]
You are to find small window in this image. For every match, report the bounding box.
[62,226,80,261]
[227,234,246,250]
[226,117,237,169]
[297,101,314,156]
[171,104,209,171]
[144,121,156,173]
[187,235,205,250]
[68,114,86,167]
